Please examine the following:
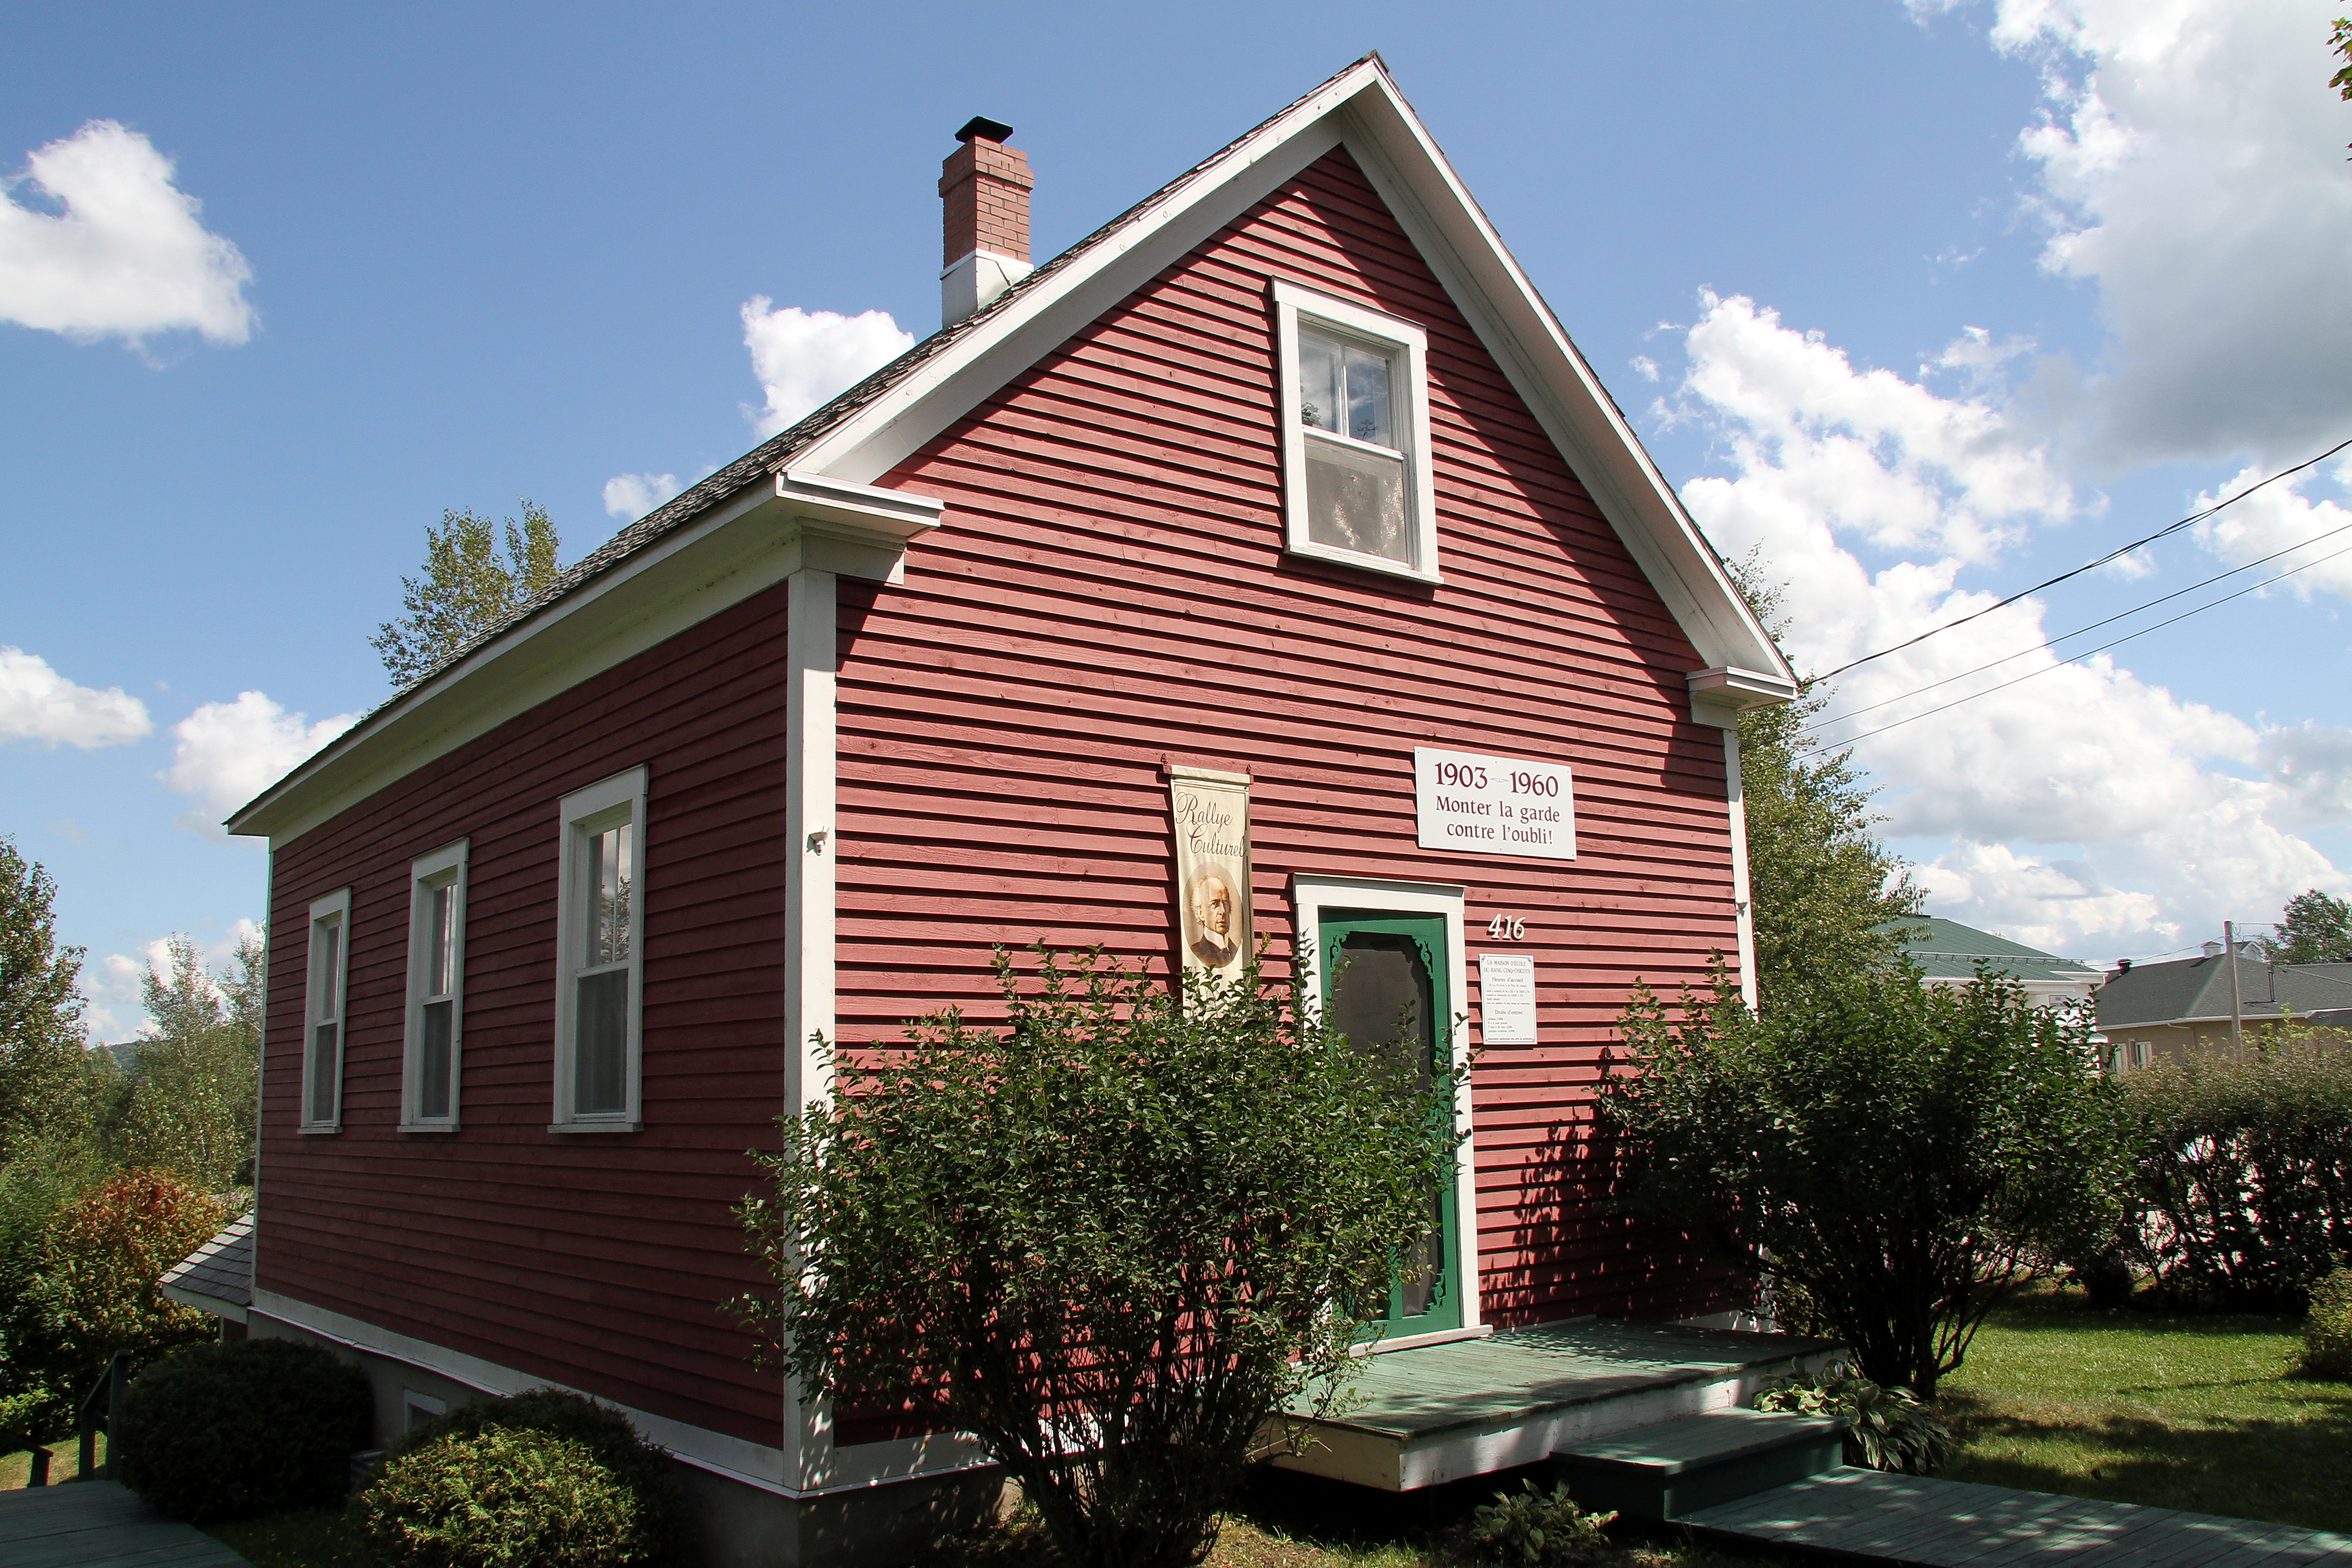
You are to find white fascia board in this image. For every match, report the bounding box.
[794,61,1788,695]
[1326,83,1790,687]
[229,477,942,845]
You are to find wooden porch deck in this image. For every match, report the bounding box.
[1273,1316,1842,1491]
[1687,1468,2352,1568]
[0,1479,251,1568]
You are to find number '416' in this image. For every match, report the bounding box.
[1486,914,1527,941]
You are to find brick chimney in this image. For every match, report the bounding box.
[940,116,1033,326]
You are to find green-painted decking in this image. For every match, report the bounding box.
[1275,1317,1842,1492]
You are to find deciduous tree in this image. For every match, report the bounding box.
[121,934,262,1191]
[0,836,102,1165]
[370,501,563,685]
[1605,964,2125,1397]
[738,948,1465,1568]
[2269,889,2352,965]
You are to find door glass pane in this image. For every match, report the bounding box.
[588,823,632,966]
[576,969,629,1114]
[420,999,454,1119]
[1304,440,1409,563]
[1328,928,1445,1323]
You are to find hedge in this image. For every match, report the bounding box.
[113,1337,374,1522]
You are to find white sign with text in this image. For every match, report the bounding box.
[1478,953,1538,1045]
[1413,747,1576,861]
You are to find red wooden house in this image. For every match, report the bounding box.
[206,56,1807,1565]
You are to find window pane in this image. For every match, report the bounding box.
[576,969,629,1114]
[1298,330,1342,434]
[309,1022,339,1123]
[315,923,341,1021]
[1304,439,1410,563]
[420,999,454,1120]
[427,884,454,998]
[1343,342,1393,448]
[588,823,632,967]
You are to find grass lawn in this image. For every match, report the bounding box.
[0,1432,102,1489]
[1940,1285,2352,1533]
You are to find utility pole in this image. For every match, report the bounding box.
[2225,920,2245,1053]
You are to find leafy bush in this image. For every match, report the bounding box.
[2124,1039,2352,1308]
[27,1169,229,1398]
[1605,963,2127,1395]
[1460,1480,1616,1566]
[2300,1266,2352,1380]
[355,1388,684,1568]
[1753,1367,1953,1475]
[2065,1247,2137,1309]
[114,1337,374,1522]
[738,948,1467,1568]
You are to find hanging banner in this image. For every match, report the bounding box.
[1413,746,1576,861]
[1169,766,1253,982]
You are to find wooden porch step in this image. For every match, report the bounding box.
[1554,1407,1846,1520]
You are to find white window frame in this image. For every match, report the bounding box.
[551,766,648,1132]
[1270,280,1440,585]
[299,887,353,1134]
[401,839,469,1132]
[1289,873,1480,1345]
[401,1389,447,1431]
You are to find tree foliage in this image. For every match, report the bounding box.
[371,500,564,686]
[2268,889,2352,965]
[120,933,263,1190]
[1729,562,1922,1009]
[1604,964,2125,1397]
[2333,18,2352,151]
[22,1169,226,1398]
[737,948,1466,1568]
[0,835,102,1166]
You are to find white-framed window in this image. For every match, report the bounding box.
[402,839,469,1131]
[552,766,647,1131]
[300,888,353,1133]
[1269,280,1439,584]
[402,1389,446,1432]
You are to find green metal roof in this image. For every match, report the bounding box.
[1888,917,2101,985]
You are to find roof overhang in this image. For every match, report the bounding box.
[229,474,939,842]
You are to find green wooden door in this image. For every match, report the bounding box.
[1320,910,1462,1338]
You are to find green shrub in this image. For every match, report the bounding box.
[2301,1266,2352,1380]
[114,1337,374,1522]
[1461,1480,1616,1566]
[1754,1368,1953,1475]
[354,1388,683,1568]
[2125,1038,2352,1308]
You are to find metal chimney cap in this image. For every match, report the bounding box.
[955,117,1015,145]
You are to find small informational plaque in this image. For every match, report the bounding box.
[1414,747,1576,861]
[1168,766,1254,983]
[1478,953,1538,1045]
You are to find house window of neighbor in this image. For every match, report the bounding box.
[552,766,647,1131]
[300,888,353,1133]
[402,840,469,1131]
[1270,280,1438,583]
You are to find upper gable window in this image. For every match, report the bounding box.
[1271,281,1439,584]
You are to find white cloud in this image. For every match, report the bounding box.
[2190,458,2352,604]
[0,119,255,347]
[161,691,356,839]
[0,646,151,748]
[602,471,681,520]
[1671,291,2348,956]
[1979,0,2352,466]
[740,300,913,439]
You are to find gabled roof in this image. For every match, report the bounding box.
[229,55,1792,841]
[2098,954,2352,1030]
[1895,917,2100,986]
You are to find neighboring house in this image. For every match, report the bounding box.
[194,59,1803,1564]
[1895,917,2105,1009]
[2098,944,2352,1071]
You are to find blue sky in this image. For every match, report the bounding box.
[6,0,2349,1036]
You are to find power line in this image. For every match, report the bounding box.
[1816,435,2352,684]
[1804,515,2352,735]
[1814,540,2352,748]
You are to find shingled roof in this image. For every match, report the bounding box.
[2097,952,2352,1030]
[160,1211,252,1322]
[1896,917,2100,987]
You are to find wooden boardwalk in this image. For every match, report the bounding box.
[1686,1468,2352,1568]
[0,1479,250,1568]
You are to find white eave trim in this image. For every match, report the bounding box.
[1688,666,1799,719]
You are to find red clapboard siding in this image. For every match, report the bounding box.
[835,147,1744,1327]
[255,590,792,1448]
